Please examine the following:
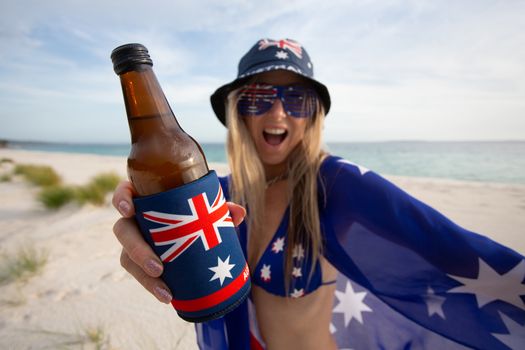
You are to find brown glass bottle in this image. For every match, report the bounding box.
[111,43,208,196]
[112,43,250,323]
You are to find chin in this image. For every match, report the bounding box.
[258,152,288,167]
[256,143,298,168]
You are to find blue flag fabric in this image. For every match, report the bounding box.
[196,155,525,349]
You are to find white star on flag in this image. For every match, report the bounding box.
[492,311,525,349]
[290,288,305,298]
[447,258,525,310]
[338,159,369,175]
[424,286,446,319]
[209,255,235,286]
[293,244,305,260]
[292,267,302,278]
[260,264,271,282]
[333,281,372,326]
[271,237,285,253]
[275,50,289,59]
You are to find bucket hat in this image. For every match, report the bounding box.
[210,38,331,126]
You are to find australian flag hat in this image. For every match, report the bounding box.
[210,38,331,126]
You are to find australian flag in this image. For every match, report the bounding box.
[195,156,525,349]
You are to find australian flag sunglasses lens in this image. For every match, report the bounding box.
[237,84,317,118]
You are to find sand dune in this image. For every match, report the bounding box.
[0,148,523,349]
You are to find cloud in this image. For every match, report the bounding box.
[0,0,524,143]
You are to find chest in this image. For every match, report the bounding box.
[247,182,289,269]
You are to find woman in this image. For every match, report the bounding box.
[113,39,524,350]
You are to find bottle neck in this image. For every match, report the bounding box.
[118,64,182,141]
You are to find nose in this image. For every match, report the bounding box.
[266,98,287,120]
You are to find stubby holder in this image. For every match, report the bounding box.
[133,171,251,322]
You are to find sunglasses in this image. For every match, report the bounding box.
[237,83,318,118]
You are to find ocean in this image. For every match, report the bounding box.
[5,140,525,185]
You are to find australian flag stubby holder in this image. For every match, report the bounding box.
[133,171,251,322]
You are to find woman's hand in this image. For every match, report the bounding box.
[111,180,246,304]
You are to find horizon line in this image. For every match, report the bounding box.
[3,138,525,145]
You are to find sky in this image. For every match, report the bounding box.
[0,0,524,144]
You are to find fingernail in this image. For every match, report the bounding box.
[154,286,172,304]
[145,259,163,276]
[118,200,131,216]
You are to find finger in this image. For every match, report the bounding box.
[112,180,137,217]
[113,217,164,277]
[120,250,172,304]
[227,202,246,226]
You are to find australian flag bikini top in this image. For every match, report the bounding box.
[218,178,324,298]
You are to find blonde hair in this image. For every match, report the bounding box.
[225,86,326,294]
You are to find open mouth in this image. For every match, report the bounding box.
[263,128,288,146]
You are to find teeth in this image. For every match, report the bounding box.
[264,128,286,135]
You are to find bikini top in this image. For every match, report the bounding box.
[218,177,335,298]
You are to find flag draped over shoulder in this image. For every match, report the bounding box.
[196,155,525,350]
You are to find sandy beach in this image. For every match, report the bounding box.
[0,148,524,350]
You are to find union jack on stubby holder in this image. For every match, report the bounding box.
[133,170,251,322]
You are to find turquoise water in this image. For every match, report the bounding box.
[6,140,525,184]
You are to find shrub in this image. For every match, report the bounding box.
[74,184,106,205]
[38,185,76,209]
[73,172,122,206]
[0,246,49,285]
[89,172,121,193]
[14,164,61,187]
[0,174,11,182]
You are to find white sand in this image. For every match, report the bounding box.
[0,148,524,349]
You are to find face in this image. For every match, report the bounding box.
[240,70,313,174]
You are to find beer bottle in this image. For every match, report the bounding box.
[111,43,250,323]
[111,44,207,194]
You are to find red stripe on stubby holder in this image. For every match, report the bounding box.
[250,333,265,350]
[171,264,250,312]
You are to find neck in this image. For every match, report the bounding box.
[263,163,288,189]
[263,162,287,182]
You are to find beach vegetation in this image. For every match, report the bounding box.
[0,157,14,163]
[74,172,122,206]
[11,162,122,209]
[0,246,49,285]
[25,324,112,350]
[37,172,122,209]
[14,164,62,187]
[74,183,107,205]
[38,185,76,209]
[89,172,121,193]
[83,325,110,350]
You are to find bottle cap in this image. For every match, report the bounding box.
[111,43,153,75]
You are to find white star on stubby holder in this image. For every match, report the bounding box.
[333,281,372,327]
[447,258,525,310]
[209,255,235,286]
